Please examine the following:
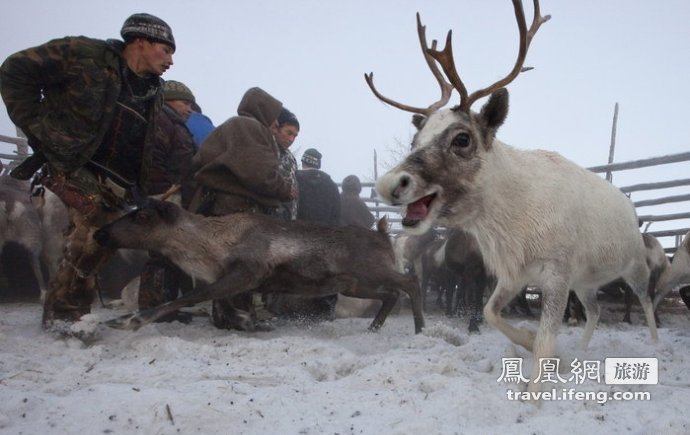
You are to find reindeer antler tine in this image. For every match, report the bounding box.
[364,13,457,116]
[159,184,181,202]
[463,0,549,111]
[366,1,549,116]
[427,30,470,111]
[364,72,430,115]
[416,14,454,113]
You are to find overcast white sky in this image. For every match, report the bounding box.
[1,0,689,241]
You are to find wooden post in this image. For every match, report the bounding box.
[606,102,619,182]
[373,149,380,219]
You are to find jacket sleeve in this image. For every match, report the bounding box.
[0,37,112,173]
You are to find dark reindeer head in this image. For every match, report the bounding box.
[94,198,181,250]
[368,0,549,234]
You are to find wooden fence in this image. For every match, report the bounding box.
[1,134,688,253]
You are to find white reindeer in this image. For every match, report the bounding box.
[367,0,658,395]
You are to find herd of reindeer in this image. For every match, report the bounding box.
[1,0,689,400]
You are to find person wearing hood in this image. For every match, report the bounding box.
[190,86,297,330]
[190,87,296,217]
[340,175,375,229]
[0,12,176,327]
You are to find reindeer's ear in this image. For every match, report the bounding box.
[151,199,180,225]
[411,114,426,131]
[479,88,509,130]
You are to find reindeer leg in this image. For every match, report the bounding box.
[484,283,534,351]
[104,261,268,331]
[624,263,658,342]
[527,281,569,396]
[573,288,600,350]
[623,286,633,324]
[29,253,48,302]
[468,274,485,334]
[365,287,400,332]
[647,268,662,326]
[396,273,425,334]
[324,276,398,332]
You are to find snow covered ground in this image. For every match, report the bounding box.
[0,300,688,435]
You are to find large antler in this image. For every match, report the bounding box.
[429,0,550,112]
[365,0,550,115]
[364,13,454,116]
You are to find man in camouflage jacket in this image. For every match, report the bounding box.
[0,13,176,327]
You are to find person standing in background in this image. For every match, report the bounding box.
[296,148,340,224]
[340,174,375,229]
[190,86,296,331]
[272,108,300,221]
[186,101,215,148]
[138,79,197,318]
[268,147,340,322]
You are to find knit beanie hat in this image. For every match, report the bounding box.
[163,80,195,102]
[121,13,176,50]
[301,148,322,169]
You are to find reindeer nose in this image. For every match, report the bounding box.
[392,175,411,200]
[93,228,110,247]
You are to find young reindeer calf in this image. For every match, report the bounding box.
[94,198,425,334]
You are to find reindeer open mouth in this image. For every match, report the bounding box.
[402,193,437,227]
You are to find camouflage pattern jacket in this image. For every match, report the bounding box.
[0,36,162,188]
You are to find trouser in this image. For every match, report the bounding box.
[41,168,125,327]
[42,207,117,326]
[138,252,193,310]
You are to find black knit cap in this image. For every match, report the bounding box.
[302,148,322,169]
[121,13,176,50]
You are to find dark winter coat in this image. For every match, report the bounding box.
[0,36,162,182]
[191,87,293,215]
[148,105,196,207]
[296,169,341,225]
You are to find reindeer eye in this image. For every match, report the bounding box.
[451,133,470,149]
[133,210,150,223]
[449,132,475,158]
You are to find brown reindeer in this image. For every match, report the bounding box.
[94,198,425,334]
[368,0,657,398]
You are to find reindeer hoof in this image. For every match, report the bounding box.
[153,311,193,324]
[103,313,144,331]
